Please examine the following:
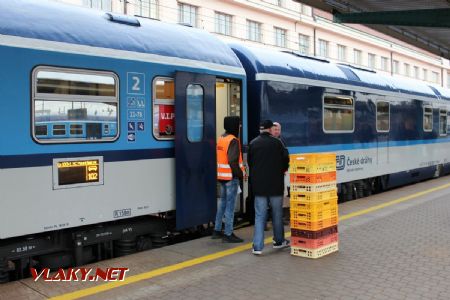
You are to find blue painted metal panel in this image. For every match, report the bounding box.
[230,43,448,99]
[0,0,242,68]
[174,72,217,229]
[0,43,246,160]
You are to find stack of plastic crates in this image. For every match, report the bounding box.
[289,153,338,258]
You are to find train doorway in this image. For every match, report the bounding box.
[215,79,244,213]
[174,72,216,229]
[215,79,242,140]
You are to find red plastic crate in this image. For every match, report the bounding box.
[291,225,338,239]
[291,232,338,249]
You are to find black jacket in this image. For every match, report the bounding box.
[248,132,289,196]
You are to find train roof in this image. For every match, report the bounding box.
[0,0,243,73]
[231,43,445,100]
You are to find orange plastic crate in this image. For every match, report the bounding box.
[290,172,336,184]
[290,190,337,202]
[290,207,338,222]
[291,232,338,249]
[291,242,339,259]
[290,182,337,193]
[290,198,338,212]
[290,216,338,231]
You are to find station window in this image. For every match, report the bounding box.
[323,95,354,133]
[423,105,433,132]
[376,101,390,132]
[439,109,447,136]
[153,77,175,140]
[186,84,204,142]
[32,67,119,143]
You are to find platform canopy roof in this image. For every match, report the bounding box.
[294,0,450,59]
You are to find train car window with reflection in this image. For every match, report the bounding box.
[32,67,119,143]
[439,109,447,136]
[323,95,354,133]
[376,101,390,132]
[153,77,175,140]
[423,105,433,132]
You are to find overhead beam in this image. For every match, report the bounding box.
[333,9,450,28]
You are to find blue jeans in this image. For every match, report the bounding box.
[214,179,239,236]
[253,195,284,251]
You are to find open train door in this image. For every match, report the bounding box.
[175,72,216,229]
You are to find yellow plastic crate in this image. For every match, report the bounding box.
[290,198,338,212]
[290,153,336,165]
[290,190,337,202]
[290,182,337,193]
[290,207,338,222]
[291,242,339,259]
[289,153,336,174]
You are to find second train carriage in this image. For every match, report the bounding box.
[231,44,450,199]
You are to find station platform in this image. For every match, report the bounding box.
[3,176,450,300]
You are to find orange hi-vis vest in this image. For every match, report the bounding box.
[217,134,245,180]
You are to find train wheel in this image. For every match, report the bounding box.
[343,182,354,202]
[354,181,364,199]
[0,260,9,283]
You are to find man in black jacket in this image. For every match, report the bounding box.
[248,120,290,255]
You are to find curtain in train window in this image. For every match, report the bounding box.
[423,106,433,132]
[153,78,175,140]
[376,101,390,132]
[186,84,204,142]
[323,95,354,132]
[33,67,118,143]
[439,109,447,136]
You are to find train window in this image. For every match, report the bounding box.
[35,125,48,136]
[439,109,447,136]
[32,67,119,143]
[423,105,433,132]
[376,101,390,132]
[153,77,175,140]
[323,95,354,133]
[186,84,204,142]
[53,124,66,136]
[70,124,84,135]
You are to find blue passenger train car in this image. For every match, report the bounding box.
[0,0,246,280]
[231,44,450,200]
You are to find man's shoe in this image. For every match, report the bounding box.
[252,248,262,255]
[211,230,223,239]
[222,233,244,243]
[273,239,290,249]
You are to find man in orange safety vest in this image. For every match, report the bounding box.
[212,116,245,243]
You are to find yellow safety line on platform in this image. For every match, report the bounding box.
[48,181,450,300]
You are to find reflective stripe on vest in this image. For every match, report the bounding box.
[217,134,245,180]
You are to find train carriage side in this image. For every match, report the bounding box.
[0,0,247,280]
[231,44,450,200]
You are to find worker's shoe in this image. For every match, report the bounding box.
[211,230,223,239]
[222,233,244,243]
